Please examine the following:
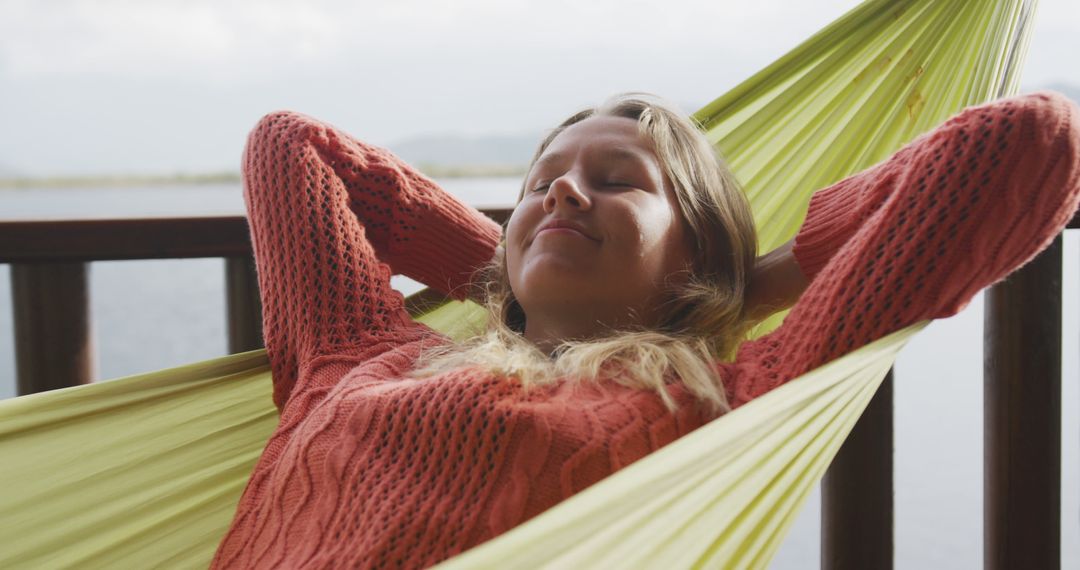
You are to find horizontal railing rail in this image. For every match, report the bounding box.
[0,211,517,263]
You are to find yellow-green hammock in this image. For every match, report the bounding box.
[0,0,1036,567]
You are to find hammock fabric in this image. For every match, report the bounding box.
[0,0,1052,567]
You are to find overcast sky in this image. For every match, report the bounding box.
[1,0,1077,176]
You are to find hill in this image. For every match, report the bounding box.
[386,131,542,175]
[1041,82,1080,104]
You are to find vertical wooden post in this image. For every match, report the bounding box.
[225,256,264,353]
[984,234,1061,570]
[12,262,95,395]
[822,369,894,570]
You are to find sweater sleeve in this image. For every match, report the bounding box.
[727,91,1080,408]
[242,111,503,409]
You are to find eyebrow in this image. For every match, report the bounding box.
[532,147,653,172]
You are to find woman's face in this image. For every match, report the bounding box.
[505,115,695,332]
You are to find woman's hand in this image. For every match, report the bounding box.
[744,237,810,322]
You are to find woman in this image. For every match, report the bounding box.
[212,91,1080,569]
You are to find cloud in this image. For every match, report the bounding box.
[0,0,345,79]
[0,0,866,81]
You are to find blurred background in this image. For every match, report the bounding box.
[1,0,1077,567]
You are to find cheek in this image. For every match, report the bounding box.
[504,210,530,272]
[617,205,691,281]
[626,203,679,255]
[505,200,537,243]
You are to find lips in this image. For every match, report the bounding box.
[536,218,599,241]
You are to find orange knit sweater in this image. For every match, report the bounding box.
[212,92,1080,569]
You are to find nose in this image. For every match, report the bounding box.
[543,175,592,213]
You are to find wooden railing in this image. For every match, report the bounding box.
[825,217,1077,570]
[0,210,1076,569]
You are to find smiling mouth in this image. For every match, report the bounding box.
[535,227,603,244]
[538,227,588,237]
[535,219,603,241]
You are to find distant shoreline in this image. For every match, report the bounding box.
[0,163,528,189]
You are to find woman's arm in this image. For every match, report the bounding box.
[242,111,501,411]
[727,91,1080,408]
[744,237,809,322]
[323,121,504,301]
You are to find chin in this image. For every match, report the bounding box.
[516,254,595,279]
[513,270,598,304]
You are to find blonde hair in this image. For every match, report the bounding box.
[409,92,758,413]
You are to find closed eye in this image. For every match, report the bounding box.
[528,181,636,193]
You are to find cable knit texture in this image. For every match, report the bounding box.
[212,92,1080,569]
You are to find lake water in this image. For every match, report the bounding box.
[1,180,1077,568]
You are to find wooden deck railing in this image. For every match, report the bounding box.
[0,209,1076,569]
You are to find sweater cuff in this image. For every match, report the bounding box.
[397,192,503,301]
[791,176,864,283]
